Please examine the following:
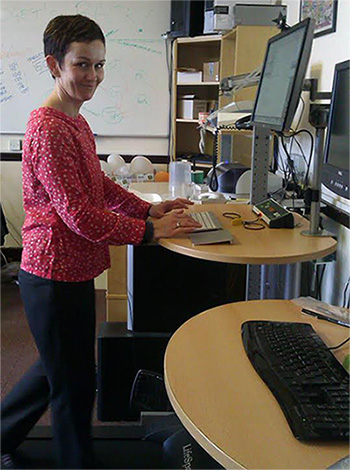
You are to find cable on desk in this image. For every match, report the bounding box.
[223,212,265,230]
[328,337,350,350]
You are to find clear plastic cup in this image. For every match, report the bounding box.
[169,161,192,199]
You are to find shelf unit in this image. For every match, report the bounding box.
[171,26,278,166]
[171,34,221,159]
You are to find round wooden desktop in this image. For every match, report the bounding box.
[164,299,350,470]
[158,204,337,264]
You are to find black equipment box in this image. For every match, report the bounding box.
[253,198,295,228]
[128,244,246,333]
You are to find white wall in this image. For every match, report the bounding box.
[284,0,350,307]
[285,0,350,89]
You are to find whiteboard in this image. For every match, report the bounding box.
[0,1,170,136]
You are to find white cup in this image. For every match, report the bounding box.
[169,161,192,199]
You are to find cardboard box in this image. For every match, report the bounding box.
[203,62,220,82]
[178,99,208,119]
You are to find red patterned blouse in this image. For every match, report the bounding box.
[21,107,151,282]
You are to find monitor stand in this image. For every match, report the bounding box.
[302,115,333,237]
[301,83,333,237]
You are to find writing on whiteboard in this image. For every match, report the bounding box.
[1,0,170,136]
[27,52,49,76]
[9,61,29,94]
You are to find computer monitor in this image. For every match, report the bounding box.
[251,18,314,133]
[321,60,350,216]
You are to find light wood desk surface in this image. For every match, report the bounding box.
[158,204,337,264]
[164,299,349,470]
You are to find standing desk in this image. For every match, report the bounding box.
[164,299,350,470]
[158,204,337,265]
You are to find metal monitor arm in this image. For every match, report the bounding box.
[220,71,261,97]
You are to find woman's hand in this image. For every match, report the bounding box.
[149,198,194,219]
[152,209,201,239]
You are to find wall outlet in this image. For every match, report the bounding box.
[9,139,22,151]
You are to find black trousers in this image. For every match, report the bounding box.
[1,269,96,469]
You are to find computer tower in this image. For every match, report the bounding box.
[170,0,205,37]
[128,244,246,333]
[97,322,171,421]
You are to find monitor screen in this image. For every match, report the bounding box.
[251,18,314,132]
[324,62,349,171]
[321,60,349,208]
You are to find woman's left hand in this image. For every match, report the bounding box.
[149,198,194,218]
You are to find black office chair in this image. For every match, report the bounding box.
[130,369,224,469]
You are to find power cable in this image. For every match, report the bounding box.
[282,129,314,187]
[328,337,350,351]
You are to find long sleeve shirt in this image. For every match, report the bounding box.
[21,107,151,282]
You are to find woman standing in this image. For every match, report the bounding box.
[1,14,199,469]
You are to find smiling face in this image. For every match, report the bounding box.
[48,39,106,107]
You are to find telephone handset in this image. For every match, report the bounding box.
[235,114,253,130]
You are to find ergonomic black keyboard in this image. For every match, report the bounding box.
[241,321,349,441]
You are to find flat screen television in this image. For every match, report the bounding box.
[321,59,350,216]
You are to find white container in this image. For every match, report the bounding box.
[177,99,208,119]
[169,161,192,199]
[177,71,202,84]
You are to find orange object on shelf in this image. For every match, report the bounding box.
[155,171,169,182]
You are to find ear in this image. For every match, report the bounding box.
[46,55,61,79]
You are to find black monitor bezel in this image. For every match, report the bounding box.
[251,18,314,133]
[321,59,350,202]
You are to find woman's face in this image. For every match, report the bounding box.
[54,40,106,104]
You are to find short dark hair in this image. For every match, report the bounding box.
[44,14,105,66]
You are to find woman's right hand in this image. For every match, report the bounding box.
[152,209,201,239]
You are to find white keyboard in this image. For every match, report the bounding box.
[190,211,222,232]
